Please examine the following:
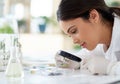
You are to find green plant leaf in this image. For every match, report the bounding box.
[0,24,14,33]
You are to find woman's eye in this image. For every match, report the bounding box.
[70,29,77,34]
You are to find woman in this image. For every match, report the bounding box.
[55,0,120,75]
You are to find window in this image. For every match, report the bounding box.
[31,0,53,17]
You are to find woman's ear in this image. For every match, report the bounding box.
[89,9,100,24]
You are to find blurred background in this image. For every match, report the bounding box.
[0,0,120,65]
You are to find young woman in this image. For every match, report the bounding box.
[55,0,120,75]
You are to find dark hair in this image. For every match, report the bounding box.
[57,0,120,23]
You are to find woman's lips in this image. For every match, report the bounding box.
[80,42,86,48]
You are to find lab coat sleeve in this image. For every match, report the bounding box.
[107,61,120,75]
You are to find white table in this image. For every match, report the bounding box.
[0,68,120,84]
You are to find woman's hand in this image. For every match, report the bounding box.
[55,54,80,70]
[81,55,110,75]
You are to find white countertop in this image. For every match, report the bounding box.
[0,67,120,84]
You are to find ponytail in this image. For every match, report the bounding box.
[109,7,120,16]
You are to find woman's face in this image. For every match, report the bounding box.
[59,17,101,50]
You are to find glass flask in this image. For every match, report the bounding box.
[5,36,24,78]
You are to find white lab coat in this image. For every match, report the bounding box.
[76,14,120,75]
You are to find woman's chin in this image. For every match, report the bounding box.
[86,46,96,51]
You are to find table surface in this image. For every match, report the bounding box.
[0,67,120,84]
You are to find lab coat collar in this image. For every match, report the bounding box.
[105,14,120,61]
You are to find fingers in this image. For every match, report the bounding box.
[55,55,70,68]
[55,55,80,69]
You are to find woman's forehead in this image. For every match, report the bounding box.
[59,20,75,33]
[59,18,86,29]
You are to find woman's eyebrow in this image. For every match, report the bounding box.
[67,25,75,33]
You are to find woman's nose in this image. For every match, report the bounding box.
[73,38,78,44]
